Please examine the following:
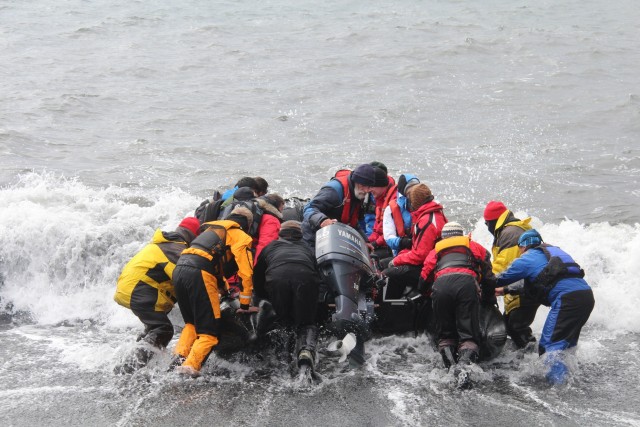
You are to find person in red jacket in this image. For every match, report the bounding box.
[254,193,284,261]
[382,183,447,296]
[419,222,497,369]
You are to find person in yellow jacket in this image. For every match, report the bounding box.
[172,205,255,377]
[113,217,201,373]
[483,201,539,348]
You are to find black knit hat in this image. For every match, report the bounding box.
[369,161,388,174]
[233,186,255,201]
[373,167,389,187]
[351,164,376,186]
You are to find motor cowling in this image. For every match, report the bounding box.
[316,223,375,363]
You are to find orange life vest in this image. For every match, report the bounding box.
[388,198,408,238]
[333,169,360,227]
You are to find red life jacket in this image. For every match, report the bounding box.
[388,198,408,238]
[375,183,397,222]
[370,182,397,241]
[333,169,360,227]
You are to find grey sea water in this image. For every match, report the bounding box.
[1,1,639,426]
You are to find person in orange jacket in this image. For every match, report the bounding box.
[171,206,255,377]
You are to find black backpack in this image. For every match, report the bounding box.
[282,197,309,222]
[194,190,223,224]
[194,198,225,224]
[220,199,264,238]
[526,244,585,306]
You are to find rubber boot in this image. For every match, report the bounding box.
[544,352,569,385]
[167,355,186,372]
[174,323,197,358]
[114,346,154,375]
[457,348,479,365]
[439,345,457,369]
[252,299,277,336]
[136,325,150,342]
[546,360,569,385]
[181,334,219,376]
[296,325,318,370]
[454,348,478,390]
[348,336,366,367]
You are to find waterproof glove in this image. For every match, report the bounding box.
[481,290,498,306]
[481,282,498,305]
[382,265,410,277]
[504,280,525,295]
[399,237,412,250]
[417,276,431,294]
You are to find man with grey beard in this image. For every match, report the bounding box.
[302,163,379,251]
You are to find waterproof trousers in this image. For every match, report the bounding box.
[173,264,221,371]
[431,273,480,353]
[265,264,320,329]
[383,264,421,299]
[130,281,174,348]
[265,265,320,357]
[539,289,595,355]
[504,293,540,348]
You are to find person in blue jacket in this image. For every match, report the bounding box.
[302,164,378,250]
[495,229,595,385]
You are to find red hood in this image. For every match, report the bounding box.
[410,200,444,222]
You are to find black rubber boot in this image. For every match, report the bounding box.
[457,348,479,365]
[454,348,478,390]
[114,347,154,375]
[136,326,150,342]
[439,346,457,369]
[252,299,277,335]
[167,355,186,372]
[296,325,318,370]
[297,349,315,369]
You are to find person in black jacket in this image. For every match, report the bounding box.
[253,220,321,372]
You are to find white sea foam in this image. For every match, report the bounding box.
[472,214,640,333]
[0,173,638,339]
[0,172,199,326]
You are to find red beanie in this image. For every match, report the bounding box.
[483,201,507,221]
[178,216,201,237]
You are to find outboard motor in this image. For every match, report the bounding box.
[316,223,375,365]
